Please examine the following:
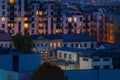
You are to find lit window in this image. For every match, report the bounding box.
[24,17,28,21]
[54,43,56,48]
[56,29,61,33]
[74,17,77,22]
[7,24,10,27]
[24,23,28,28]
[9,0,14,4]
[80,22,82,26]
[18,18,21,22]
[50,42,52,47]
[39,11,42,15]
[2,17,5,22]
[58,42,61,47]
[68,17,72,22]
[39,29,43,34]
[39,23,43,27]
[36,11,39,15]
[39,18,42,21]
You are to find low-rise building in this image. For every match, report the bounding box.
[0,31,13,49]
[0,49,41,72]
[52,47,94,70]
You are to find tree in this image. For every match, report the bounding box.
[13,32,33,52]
[30,63,68,80]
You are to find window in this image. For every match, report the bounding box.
[32,30,34,34]
[74,17,77,22]
[93,59,100,61]
[80,17,82,21]
[37,44,39,47]
[2,11,5,15]
[9,0,14,4]
[31,24,34,28]
[103,58,110,61]
[68,17,72,22]
[0,44,3,48]
[39,11,42,15]
[64,53,67,58]
[64,44,67,47]
[54,43,56,48]
[74,23,77,27]
[50,42,52,47]
[93,66,100,69]
[76,44,78,47]
[59,52,62,58]
[83,58,88,61]
[71,44,74,47]
[84,43,87,47]
[2,5,5,9]
[58,42,61,47]
[103,65,110,69]
[69,54,72,59]
[2,24,5,28]
[24,23,28,28]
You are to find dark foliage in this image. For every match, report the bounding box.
[30,63,68,80]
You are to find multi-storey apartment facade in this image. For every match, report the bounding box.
[0,1,115,42]
[0,0,32,36]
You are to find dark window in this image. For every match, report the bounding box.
[103,58,110,61]
[84,43,87,47]
[80,17,82,21]
[93,59,100,61]
[71,44,74,47]
[2,24,5,28]
[32,24,34,28]
[64,53,67,58]
[64,44,67,47]
[50,51,52,57]
[37,44,39,47]
[74,23,77,27]
[103,65,110,69]
[32,30,34,34]
[59,52,61,57]
[83,58,88,61]
[2,5,5,9]
[2,11,5,15]
[76,44,78,47]
[69,54,72,59]
[93,66,100,69]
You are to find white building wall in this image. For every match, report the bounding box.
[79,57,92,69]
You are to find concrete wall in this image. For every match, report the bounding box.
[65,69,120,80]
[19,54,41,72]
[0,55,13,70]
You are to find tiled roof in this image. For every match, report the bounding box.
[0,32,12,41]
[31,34,96,42]
[60,34,96,42]
[98,42,120,50]
[56,47,95,54]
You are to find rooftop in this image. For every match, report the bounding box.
[0,31,12,41]
[56,47,95,54]
[31,34,96,42]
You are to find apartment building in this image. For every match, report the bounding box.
[91,10,114,42]
[0,1,115,42]
[0,0,32,35]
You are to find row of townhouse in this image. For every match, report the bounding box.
[0,0,114,42]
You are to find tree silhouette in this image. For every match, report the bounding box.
[30,63,68,80]
[13,32,33,52]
